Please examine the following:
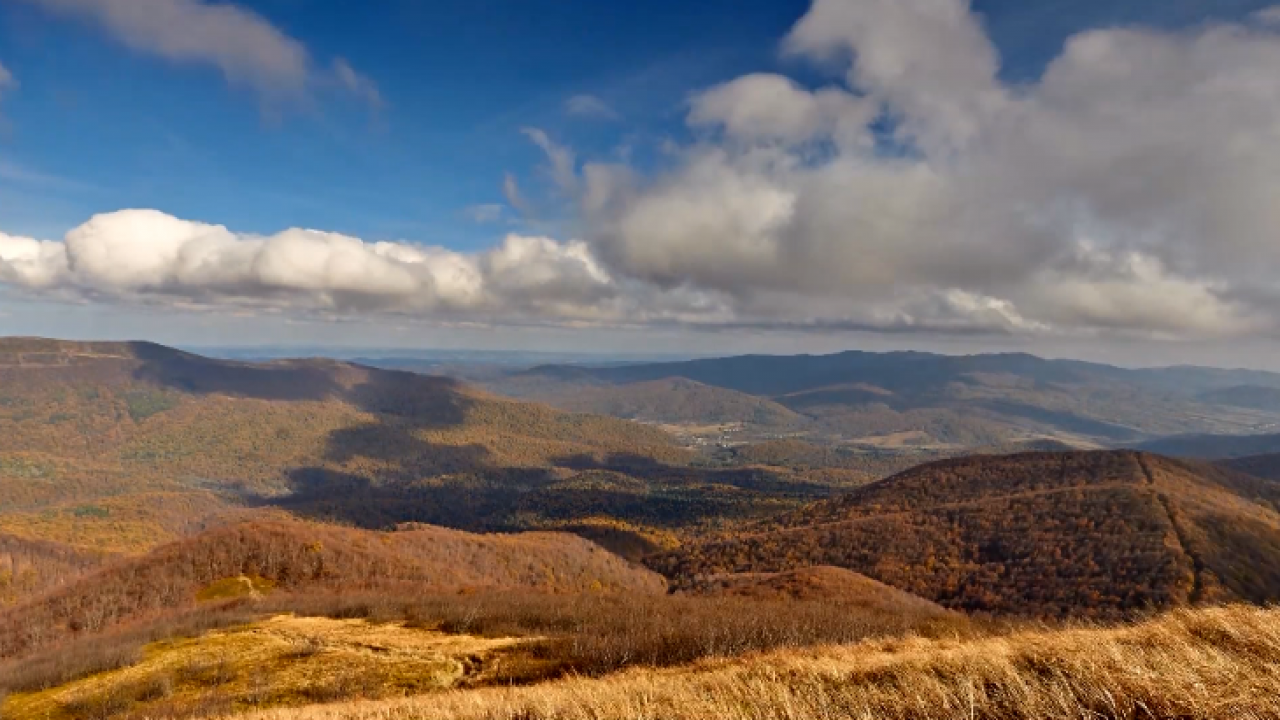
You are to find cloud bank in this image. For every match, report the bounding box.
[576,0,1280,339]
[6,0,1280,341]
[0,209,726,326]
[21,0,378,107]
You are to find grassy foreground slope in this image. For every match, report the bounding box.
[4,615,532,720]
[223,605,1280,720]
[2,580,960,718]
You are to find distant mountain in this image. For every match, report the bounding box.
[1198,385,1280,412]
[499,351,1280,446]
[1224,453,1280,481]
[651,450,1280,618]
[508,377,805,427]
[1134,433,1280,460]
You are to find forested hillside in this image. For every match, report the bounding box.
[518,377,805,426]
[0,517,665,659]
[0,339,864,569]
[653,451,1280,618]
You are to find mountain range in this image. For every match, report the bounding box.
[486,351,1280,448]
[7,338,1280,718]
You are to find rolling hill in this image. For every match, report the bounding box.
[650,450,1280,618]
[493,351,1280,447]
[1198,385,1280,412]
[693,565,949,612]
[509,377,805,427]
[0,532,107,605]
[1224,453,1280,480]
[0,517,666,659]
[0,338,725,553]
[2,338,883,569]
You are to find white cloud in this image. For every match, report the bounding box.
[521,127,578,196]
[6,0,1280,343]
[503,173,532,217]
[22,0,378,106]
[566,94,619,120]
[0,231,68,289]
[572,0,1280,340]
[0,209,727,326]
[688,74,874,147]
[783,0,1006,154]
[463,204,506,224]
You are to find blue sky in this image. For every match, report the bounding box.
[0,0,808,243]
[2,0,1280,365]
[4,0,1271,243]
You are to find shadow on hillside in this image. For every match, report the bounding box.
[229,368,544,530]
[130,344,476,421]
[266,464,556,530]
[552,452,835,496]
[130,343,346,401]
[207,360,834,536]
[251,425,831,538]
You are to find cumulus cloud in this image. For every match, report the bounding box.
[688,73,874,147]
[21,0,378,106]
[0,209,728,326]
[566,94,619,120]
[572,0,1280,339]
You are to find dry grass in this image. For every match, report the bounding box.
[3,615,529,720]
[0,587,961,718]
[218,605,1280,720]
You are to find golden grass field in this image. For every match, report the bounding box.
[214,605,1280,720]
[3,615,533,720]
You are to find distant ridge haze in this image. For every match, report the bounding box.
[494,350,1280,448]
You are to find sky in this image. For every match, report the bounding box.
[2,0,1280,368]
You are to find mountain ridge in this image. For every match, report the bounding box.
[651,449,1280,618]
[493,350,1280,447]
